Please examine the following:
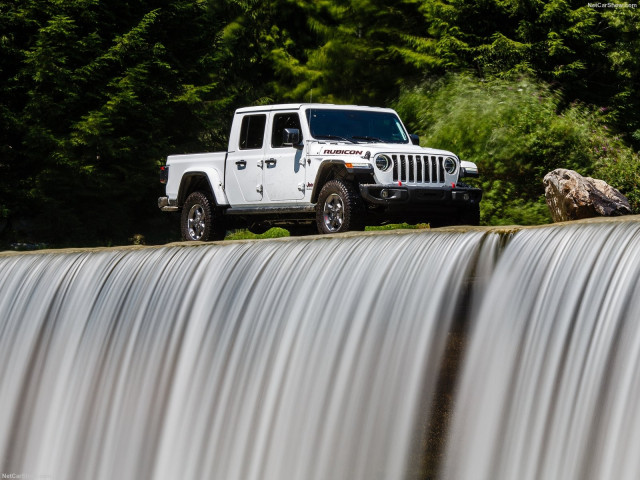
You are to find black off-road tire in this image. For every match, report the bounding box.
[316,180,365,234]
[181,191,226,241]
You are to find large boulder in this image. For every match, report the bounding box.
[543,168,631,222]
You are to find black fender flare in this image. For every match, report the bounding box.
[177,172,217,207]
[311,160,374,203]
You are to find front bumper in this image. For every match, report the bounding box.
[359,184,482,207]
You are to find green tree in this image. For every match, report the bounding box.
[271,0,434,104]
[415,0,640,146]
[603,8,640,149]
[8,0,214,244]
[0,0,295,247]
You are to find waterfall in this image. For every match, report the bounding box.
[4,220,640,480]
[0,231,493,480]
[444,221,640,480]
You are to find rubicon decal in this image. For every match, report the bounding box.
[322,149,363,155]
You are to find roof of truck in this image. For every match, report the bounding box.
[234,103,397,114]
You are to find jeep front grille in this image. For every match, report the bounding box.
[391,155,447,184]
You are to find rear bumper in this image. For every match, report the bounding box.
[359,184,482,207]
[158,196,179,212]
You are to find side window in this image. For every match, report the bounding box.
[271,112,302,148]
[239,114,266,150]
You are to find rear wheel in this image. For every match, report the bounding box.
[181,191,226,241]
[316,180,365,234]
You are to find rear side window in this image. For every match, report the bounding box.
[239,114,266,150]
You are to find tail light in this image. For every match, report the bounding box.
[159,165,168,184]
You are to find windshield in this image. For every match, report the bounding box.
[306,109,410,144]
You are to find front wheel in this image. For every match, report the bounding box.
[180,191,226,241]
[316,180,365,234]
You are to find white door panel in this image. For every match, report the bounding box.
[226,150,263,203]
[225,113,267,205]
[264,112,306,202]
[264,150,305,201]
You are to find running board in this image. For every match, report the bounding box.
[224,205,316,215]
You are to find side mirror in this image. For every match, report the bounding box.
[283,128,302,149]
[409,134,420,146]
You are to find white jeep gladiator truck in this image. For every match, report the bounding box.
[158,103,481,240]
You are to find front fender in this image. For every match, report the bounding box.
[311,160,374,202]
[460,160,479,178]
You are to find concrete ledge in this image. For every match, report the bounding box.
[2,214,640,257]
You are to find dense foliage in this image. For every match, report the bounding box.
[1,0,638,247]
[396,75,640,225]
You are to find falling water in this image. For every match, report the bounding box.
[444,221,640,480]
[5,221,640,480]
[0,231,494,480]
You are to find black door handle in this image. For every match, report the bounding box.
[235,160,247,167]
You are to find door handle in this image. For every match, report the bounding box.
[235,160,246,167]
[266,158,277,166]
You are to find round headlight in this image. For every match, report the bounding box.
[444,157,457,175]
[376,154,392,171]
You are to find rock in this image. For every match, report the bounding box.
[543,168,632,222]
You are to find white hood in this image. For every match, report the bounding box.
[307,141,458,159]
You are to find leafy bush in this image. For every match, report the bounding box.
[395,75,640,225]
[224,228,290,241]
[593,151,640,214]
[366,223,429,231]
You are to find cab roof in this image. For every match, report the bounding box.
[234,103,397,115]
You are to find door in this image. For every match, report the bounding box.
[226,114,266,204]
[263,112,306,201]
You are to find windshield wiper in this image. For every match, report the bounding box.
[351,135,384,143]
[313,134,355,143]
